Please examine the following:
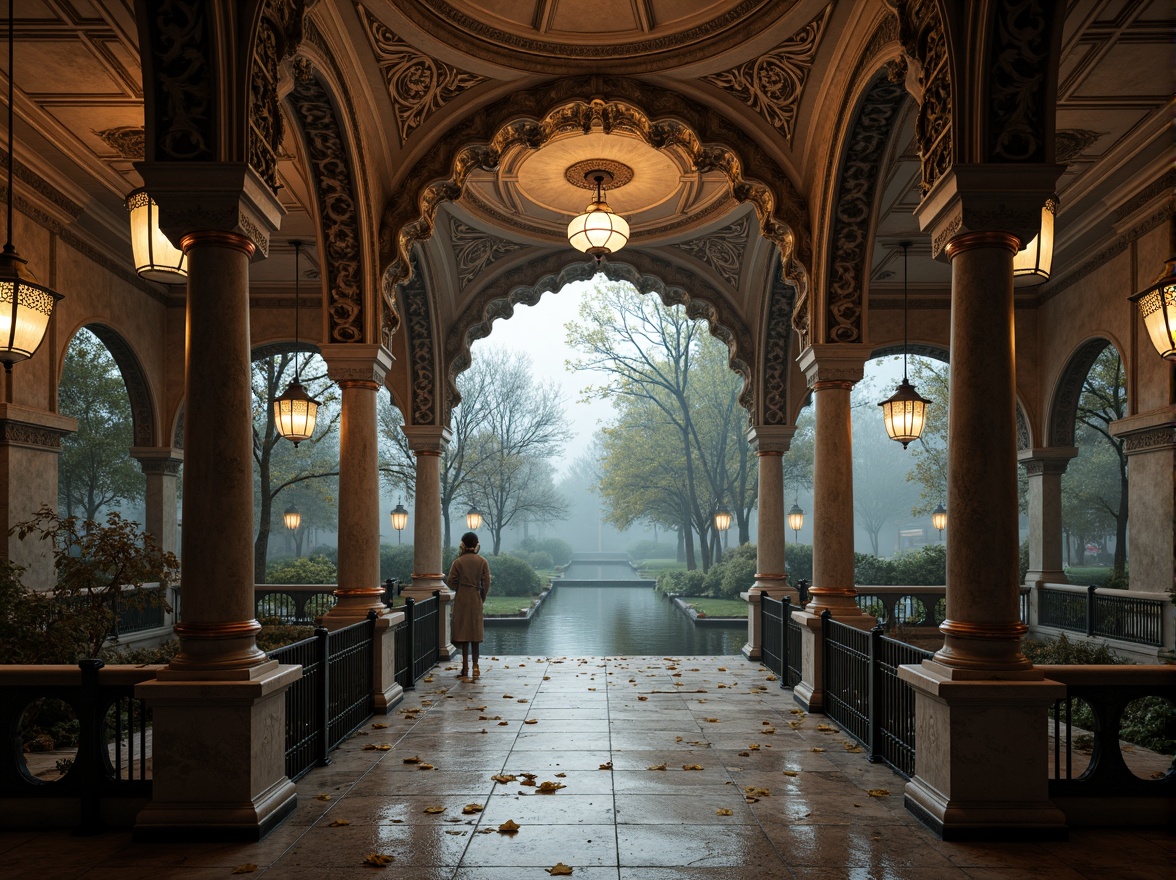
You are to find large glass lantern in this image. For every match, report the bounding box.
[879,378,931,448]
[390,501,409,533]
[126,189,187,283]
[283,504,301,531]
[567,171,629,259]
[0,250,61,369]
[273,380,320,447]
[713,506,733,533]
[1012,197,1056,287]
[465,505,483,530]
[1129,256,1176,362]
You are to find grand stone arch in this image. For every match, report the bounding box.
[1046,337,1120,448]
[73,323,158,449]
[431,251,756,424]
[377,78,813,340]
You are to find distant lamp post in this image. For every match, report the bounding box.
[879,242,931,448]
[787,502,805,542]
[713,505,733,533]
[932,503,947,539]
[1012,197,1056,287]
[273,241,320,446]
[126,188,187,282]
[390,501,409,544]
[1129,233,1176,361]
[465,505,483,531]
[283,504,301,532]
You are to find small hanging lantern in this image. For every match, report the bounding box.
[880,242,931,448]
[787,502,805,538]
[932,503,947,535]
[713,505,733,533]
[126,189,187,283]
[1012,197,1056,287]
[567,170,629,260]
[465,505,483,530]
[390,501,409,544]
[273,241,320,446]
[1129,239,1176,361]
[283,504,301,531]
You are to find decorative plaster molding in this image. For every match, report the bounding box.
[986,0,1051,163]
[449,218,524,290]
[896,0,952,194]
[1055,129,1101,163]
[357,3,487,143]
[145,0,214,162]
[0,421,69,449]
[761,274,795,426]
[136,456,183,476]
[0,148,82,221]
[701,5,831,143]
[1111,171,1176,225]
[671,216,750,288]
[248,0,304,192]
[1123,427,1175,453]
[95,126,146,159]
[399,262,437,425]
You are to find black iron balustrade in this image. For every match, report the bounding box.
[786,612,804,688]
[255,585,338,625]
[821,611,934,779]
[411,592,442,683]
[0,660,158,834]
[1038,585,1166,647]
[760,595,787,682]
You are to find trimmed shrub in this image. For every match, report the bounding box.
[266,554,337,585]
[892,544,947,585]
[718,544,758,597]
[784,543,813,583]
[527,550,554,571]
[380,544,414,585]
[488,554,541,597]
[520,536,573,567]
[656,569,706,597]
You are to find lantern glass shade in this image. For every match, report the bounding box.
[1012,198,1055,287]
[787,503,805,534]
[283,505,301,531]
[390,503,409,532]
[0,251,61,368]
[126,189,187,283]
[1129,263,1176,361]
[713,506,733,532]
[567,201,630,257]
[273,380,321,446]
[879,378,931,448]
[465,505,483,530]
[932,503,947,533]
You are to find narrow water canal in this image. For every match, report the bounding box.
[482,556,746,656]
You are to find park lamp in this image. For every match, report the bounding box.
[390,500,408,544]
[713,505,733,533]
[465,505,483,530]
[1129,227,1176,361]
[273,241,320,446]
[283,504,301,531]
[879,242,930,447]
[126,189,187,282]
[1012,197,1056,287]
[567,170,629,261]
[932,503,947,534]
[787,502,805,538]
[0,6,62,371]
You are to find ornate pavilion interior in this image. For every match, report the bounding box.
[0,0,1172,865]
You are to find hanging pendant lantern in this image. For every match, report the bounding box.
[1012,197,1056,287]
[283,504,301,531]
[126,189,187,282]
[713,505,733,533]
[880,242,931,448]
[1129,231,1176,362]
[465,505,483,530]
[567,170,629,260]
[787,502,805,538]
[273,241,320,446]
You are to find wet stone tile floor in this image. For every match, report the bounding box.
[2,656,1172,879]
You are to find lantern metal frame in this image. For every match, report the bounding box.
[465,505,483,531]
[879,242,931,448]
[713,505,733,533]
[1129,246,1176,362]
[932,503,947,537]
[567,170,630,261]
[283,504,302,532]
[787,501,805,540]
[1012,197,1056,287]
[273,240,321,446]
[126,188,187,283]
[390,501,409,544]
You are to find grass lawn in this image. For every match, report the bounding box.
[637,559,687,577]
[680,597,747,619]
[483,594,539,616]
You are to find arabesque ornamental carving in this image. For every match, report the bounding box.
[449,218,524,290]
[987,0,1051,163]
[357,3,487,143]
[702,5,831,143]
[896,0,952,193]
[400,260,437,425]
[672,216,750,288]
[289,59,366,344]
[761,274,795,426]
[145,1,213,162]
[96,126,145,159]
[248,1,304,193]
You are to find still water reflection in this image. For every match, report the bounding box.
[482,559,746,656]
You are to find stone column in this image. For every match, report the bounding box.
[133,165,300,841]
[130,447,184,556]
[1018,447,1077,587]
[789,347,875,712]
[898,165,1066,840]
[742,424,797,661]
[400,425,455,659]
[0,405,75,590]
[320,344,393,627]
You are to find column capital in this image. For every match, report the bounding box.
[136,161,285,259]
[130,446,185,476]
[797,344,868,388]
[401,424,452,455]
[1110,405,1176,455]
[1017,446,1078,476]
[747,424,797,455]
[320,344,393,388]
[915,163,1063,261]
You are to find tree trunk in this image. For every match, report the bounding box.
[1114,475,1129,578]
[254,448,273,584]
[683,521,696,571]
[676,527,685,563]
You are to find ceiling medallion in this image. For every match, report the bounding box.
[564,159,634,190]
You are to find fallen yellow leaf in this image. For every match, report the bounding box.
[763,727,776,734]
[647,763,667,771]
[744,786,771,797]
[637,696,648,702]
[492,774,517,783]
[682,764,704,771]
[462,803,484,814]
[498,819,521,833]
[811,747,826,753]
[547,864,574,876]
[445,830,465,835]
[524,719,538,725]
[536,781,566,793]
[599,762,613,770]
[424,806,446,814]
[718,667,727,671]
[423,676,434,683]
[766,675,778,681]
[520,778,536,786]
[789,708,805,716]
[371,722,388,729]
[716,808,733,816]
[737,751,750,757]
[748,744,760,750]
[782,770,798,777]
[231,865,257,874]
[363,852,394,867]
[419,763,435,770]
[315,794,332,801]
[817,724,838,733]
[704,718,720,723]
[555,772,567,777]
[503,695,514,699]
[402,756,421,764]
[789,721,803,729]
[675,736,683,742]
[498,721,509,726]
[328,818,350,826]
[867,788,891,798]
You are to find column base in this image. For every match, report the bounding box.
[899,660,1068,841]
[374,612,405,714]
[322,589,388,630]
[134,664,301,842]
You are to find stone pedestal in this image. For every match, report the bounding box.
[373,610,406,713]
[1018,447,1076,587]
[131,446,184,556]
[899,661,1067,840]
[0,403,76,590]
[134,664,302,841]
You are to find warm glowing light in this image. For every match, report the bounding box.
[713,506,733,532]
[932,503,947,534]
[567,171,629,258]
[465,505,483,530]
[879,378,931,448]
[1130,260,1176,362]
[1013,198,1056,287]
[787,503,805,536]
[127,189,187,283]
[390,502,409,532]
[283,505,301,531]
[273,380,320,447]
[0,258,60,368]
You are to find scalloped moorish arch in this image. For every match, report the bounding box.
[434,252,755,423]
[377,77,812,347]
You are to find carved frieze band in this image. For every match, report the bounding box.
[761,274,795,426]
[1123,427,1176,454]
[146,0,214,162]
[671,216,750,288]
[357,3,486,144]
[0,421,69,449]
[896,0,952,194]
[1020,457,1071,477]
[449,217,524,290]
[137,457,183,476]
[400,259,437,425]
[290,59,366,344]
[249,0,305,192]
[701,5,831,143]
[827,74,906,344]
[987,0,1051,163]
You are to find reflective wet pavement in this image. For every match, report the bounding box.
[2,656,1171,879]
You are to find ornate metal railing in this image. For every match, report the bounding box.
[760,595,787,682]
[253,580,399,626]
[0,661,159,834]
[411,592,441,683]
[821,611,934,779]
[786,612,804,689]
[1038,584,1167,647]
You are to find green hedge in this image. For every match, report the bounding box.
[488,554,541,597]
[853,544,946,586]
[266,554,337,585]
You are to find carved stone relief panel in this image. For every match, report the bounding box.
[761,274,796,426]
[248,0,304,192]
[399,257,437,426]
[896,0,952,193]
[671,216,750,289]
[357,3,487,144]
[702,5,831,143]
[987,0,1052,163]
[95,126,145,159]
[289,59,366,344]
[144,1,214,162]
[449,217,524,290]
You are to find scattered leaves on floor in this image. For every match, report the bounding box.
[402,756,421,764]
[363,852,394,867]
[371,723,388,729]
[789,720,803,729]
[817,724,839,733]
[231,865,257,874]
[424,806,445,814]
[498,820,521,833]
[789,708,805,716]
[599,762,612,770]
[315,794,332,801]
[462,803,483,814]
[682,764,704,771]
[843,742,864,754]
[537,781,566,793]
[745,786,771,798]
[363,744,392,751]
[867,789,890,798]
[647,763,667,771]
[492,774,517,783]
[547,863,573,876]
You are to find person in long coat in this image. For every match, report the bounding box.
[447,531,491,680]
